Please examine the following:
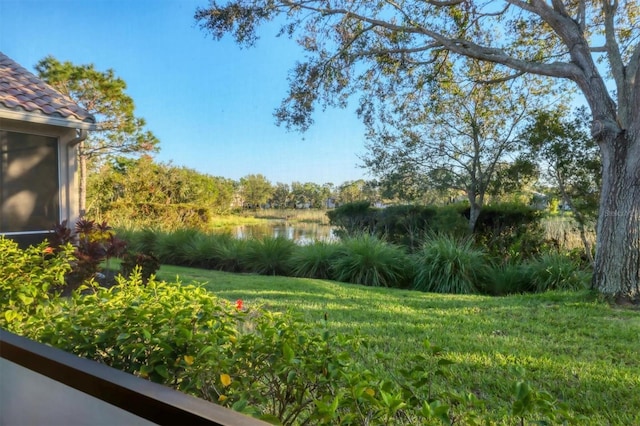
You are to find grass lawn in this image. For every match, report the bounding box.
[154,265,640,423]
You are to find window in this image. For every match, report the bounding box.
[0,130,59,233]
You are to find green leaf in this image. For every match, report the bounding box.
[282,342,294,363]
[154,365,170,379]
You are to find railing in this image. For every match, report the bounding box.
[0,329,269,426]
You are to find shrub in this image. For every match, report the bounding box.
[12,258,575,425]
[105,201,212,231]
[49,219,127,293]
[527,253,591,292]
[471,203,547,261]
[153,229,201,265]
[0,238,73,333]
[120,252,161,284]
[290,241,342,279]
[118,227,158,255]
[180,232,222,268]
[484,263,536,295]
[24,272,450,424]
[413,235,491,294]
[241,236,296,276]
[375,205,438,251]
[209,234,249,273]
[331,235,411,288]
[327,201,376,239]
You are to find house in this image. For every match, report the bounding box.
[0,52,95,247]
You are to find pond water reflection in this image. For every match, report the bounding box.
[217,221,338,244]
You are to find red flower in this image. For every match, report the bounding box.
[43,247,54,255]
[235,299,243,310]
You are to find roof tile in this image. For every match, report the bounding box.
[0,52,95,125]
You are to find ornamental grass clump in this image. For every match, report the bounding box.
[180,232,221,268]
[209,234,249,272]
[485,262,536,295]
[241,236,296,276]
[153,228,201,265]
[413,234,491,294]
[331,234,411,288]
[527,252,590,292]
[290,240,342,279]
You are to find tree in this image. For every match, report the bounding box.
[291,181,326,208]
[87,157,236,218]
[521,107,601,263]
[362,57,539,230]
[271,182,293,208]
[36,56,159,217]
[196,0,640,302]
[240,174,273,209]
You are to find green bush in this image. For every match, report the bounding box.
[5,249,577,425]
[117,227,158,255]
[49,219,127,293]
[327,201,376,239]
[0,238,73,333]
[21,271,465,424]
[241,236,296,276]
[471,203,547,261]
[484,262,536,295]
[209,235,249,273]
[180,232,222,268]
[527,253,591,292]
[153,229,201,265]
[290,241,342,279]
[375,205,438,251]
[120,252,161,284]
[105,201,211,231]
[331,235,412,288]
[413,235,491,294]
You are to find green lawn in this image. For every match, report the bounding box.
[153,264,640,423]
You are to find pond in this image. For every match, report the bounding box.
[216,221,338,244]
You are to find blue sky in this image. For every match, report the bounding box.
[0,0,368,185]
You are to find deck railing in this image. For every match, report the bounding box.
[0,329,269,426]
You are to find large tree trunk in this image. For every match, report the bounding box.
[592,131,640,303]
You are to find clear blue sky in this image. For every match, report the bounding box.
[0,0,368,185]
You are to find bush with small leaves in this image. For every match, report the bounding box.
[0,237,73,333]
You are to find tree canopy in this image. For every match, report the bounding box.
[36,56,159,215]
[196,0,640,302]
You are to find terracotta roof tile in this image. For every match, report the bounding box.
[0,52,95,125]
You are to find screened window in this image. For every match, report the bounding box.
[0,130,59,233]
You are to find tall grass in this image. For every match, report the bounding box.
[528,252,591,292]
[246,208,330,224]
[153,229,201,265]
[290,241,342,279]
[208,235,248,273]
[413,234,491,294]
[331,235,411,287]
[241,236,297,276]
[542,215,596,252]
[485,262,535,295]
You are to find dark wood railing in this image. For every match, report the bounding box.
[0,329,269,426]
